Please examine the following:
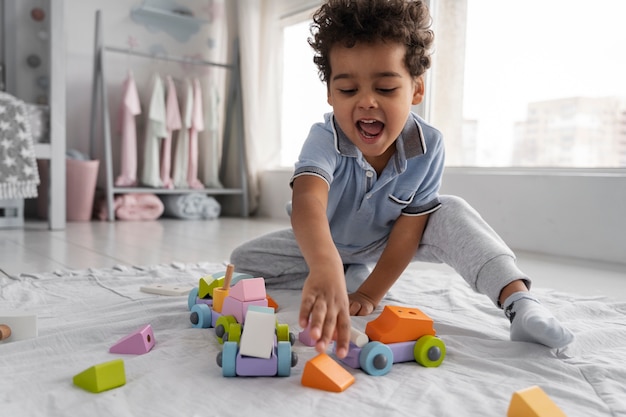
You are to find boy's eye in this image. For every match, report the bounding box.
[377,88,397,93]
[338,88,357,94]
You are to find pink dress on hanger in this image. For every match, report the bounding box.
[160,76,182,189]
[187,78,205,189]
[115,71,141,187]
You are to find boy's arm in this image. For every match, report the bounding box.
[349,213,430,315]
[291,175,352,359]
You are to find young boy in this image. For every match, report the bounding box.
[231,0,573,359]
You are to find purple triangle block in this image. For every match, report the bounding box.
[109,324,156,355]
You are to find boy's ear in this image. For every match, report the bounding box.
[412,76,425,105]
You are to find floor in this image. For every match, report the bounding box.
[2,217,626,301]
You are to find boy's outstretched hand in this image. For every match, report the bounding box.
[299,267,352,359]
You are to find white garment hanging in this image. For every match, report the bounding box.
[141,73,167,187]
[115,70,141,187]
[172,79,193,188]
[187,78,205,189]
[160,75,182,189]
[202,81,223,188]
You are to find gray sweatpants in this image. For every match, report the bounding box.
[230,195,530,307]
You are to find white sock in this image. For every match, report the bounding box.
[503,292,574,348]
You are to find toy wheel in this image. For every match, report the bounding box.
[190,304,212,328]
[359,341,393,376]
[413,335,446,367]
[187,287,199,310]
[221,341,238,377]
[224,323,242,343]
[276,323,290,342]
[276,341,293,377]
[215,315,238,344]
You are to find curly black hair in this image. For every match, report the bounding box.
[308,0,434,83]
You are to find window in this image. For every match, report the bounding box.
[280,0,626,168]
[280,17,331,167]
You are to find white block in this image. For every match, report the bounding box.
[0,312,37,342]
[238,306,276,359]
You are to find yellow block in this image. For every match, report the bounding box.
[508,386,567,417]
[73,359,126,393]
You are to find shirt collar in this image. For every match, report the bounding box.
[331,113,427,159]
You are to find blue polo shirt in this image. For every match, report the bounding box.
[291,112,444,252]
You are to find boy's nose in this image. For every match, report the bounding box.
[357,92,377,109]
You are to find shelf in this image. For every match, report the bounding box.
[111,187,244,195]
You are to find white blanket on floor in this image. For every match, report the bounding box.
[1,262,624,416]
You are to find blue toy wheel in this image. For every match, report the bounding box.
[413,335,446,367]
[190,304,212,328]
[276,341,292,377]
[359,341,393,376]
[221,341,238,377]
[187,287,199,310]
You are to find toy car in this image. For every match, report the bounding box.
[215,306,298,377]
[336,305,446,376]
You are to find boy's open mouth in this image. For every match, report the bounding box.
[357,119,384,139]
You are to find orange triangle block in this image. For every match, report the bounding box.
[301,353,355,393]
[507,386,567,417]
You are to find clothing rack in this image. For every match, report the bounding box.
[89,10,249,221]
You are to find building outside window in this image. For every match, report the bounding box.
[280,0,626,169]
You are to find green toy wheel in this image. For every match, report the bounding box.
[225,322,242,343]
[413,335,446,367]
[276,323,290,342]
[215,315,238,344]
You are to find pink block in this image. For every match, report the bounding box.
[221,297,268,323]
[109,324,156,355]
[228,277,266,302]
[299,325,316,347]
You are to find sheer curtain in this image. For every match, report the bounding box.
[216,0,282,215]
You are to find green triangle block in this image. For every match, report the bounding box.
[73,359,126,393]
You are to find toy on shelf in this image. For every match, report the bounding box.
[300,305,446,376]
[187,265,297,377]
[507,385,568,417]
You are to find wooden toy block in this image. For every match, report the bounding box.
[212,264,235,312]
[299,325,316,347]
[0,312,37,342]
[0,324,11,341]
[365,305,435,344]
[350,327,369,347]
[266,294,279,310]
[228,277,266,302]
[198,275,217,298]
[140,283,193,296]
[73,359,126,393]
[109,324,156,354]
[507,386,567,417]
[221,297,268,323]
[301,353,355,393]
[239,306,276,359]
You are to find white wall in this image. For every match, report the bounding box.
[258,168,626,266]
